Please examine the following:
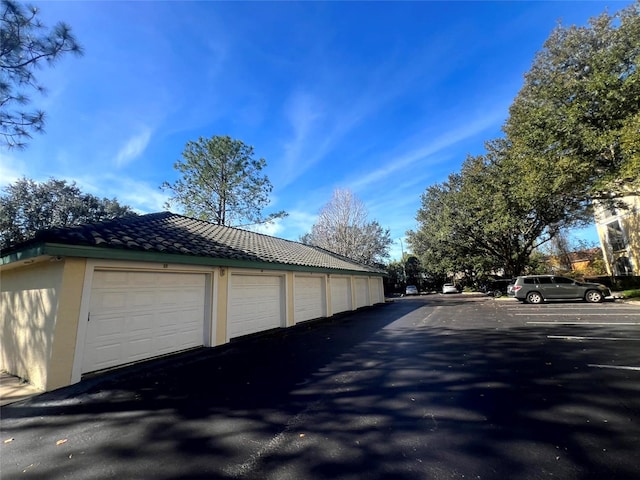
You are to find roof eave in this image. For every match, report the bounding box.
[2,243,385,276]
[1,243,48,267]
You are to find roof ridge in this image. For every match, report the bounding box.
[9,211,384,274]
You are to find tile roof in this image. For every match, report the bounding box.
[28,212,384,274]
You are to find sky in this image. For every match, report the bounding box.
[1,0,629,261]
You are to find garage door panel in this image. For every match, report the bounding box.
[92,271,128,288]
[88,343,122,371]
[83,271,206,374]
[331,277,352,314]
[128,338,152,358]
[354,278,369,309]
[295,276,325,322]
[89,315,126,343]
[129,313,154,333]
[228,274,284,339]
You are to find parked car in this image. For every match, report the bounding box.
[481,278,514,298]
[509,275,611,304]
[442,283,459,294]
[405,285,419,295]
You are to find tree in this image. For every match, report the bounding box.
[407,140,593,278]
[301,188,392,265]
[404,255,422,287]
[1,0,83,148]
[0,177,136,248]
[384,260,405,294]
[162,135,287,227]
[504,2,640,201]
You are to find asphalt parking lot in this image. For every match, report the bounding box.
[2,295,639,480]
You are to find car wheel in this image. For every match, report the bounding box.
[585,290,603,303]
[493,290,503,298]
[526,291,543,304]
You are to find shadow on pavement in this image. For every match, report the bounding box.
[1,298,639,479]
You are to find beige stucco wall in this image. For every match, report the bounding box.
[286,272,295,327]
[215,267,229,346]
[1,260,64,391]
[0,258,86,391]
[45,258,86,390]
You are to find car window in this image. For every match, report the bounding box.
[553,277,574,284]
[523,278,536,284]
[537,277,553,284]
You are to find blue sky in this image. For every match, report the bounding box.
[1,0,626,260]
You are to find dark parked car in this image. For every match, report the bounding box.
[509,275,611,304]
[481,278,514,298]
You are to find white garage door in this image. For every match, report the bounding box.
[354,277,370,309]
[294,275,326,323]
[228,274,284,339]
[370,277,384,304]
[331,276,352,314]
[83,270,206,374]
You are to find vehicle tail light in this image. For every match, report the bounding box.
[512,285,522,292]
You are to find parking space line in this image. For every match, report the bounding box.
[527,321,640,325]
[518,313,640,316]
[500,305,638,309]
[548,335,640,341]
[588,364,640,372]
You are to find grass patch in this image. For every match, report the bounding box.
[622,289,640,299]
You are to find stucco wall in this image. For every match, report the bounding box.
[46,258,86,390]
[0,260,65,391]
[2,256,384,391]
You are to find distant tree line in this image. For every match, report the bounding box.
[0,178,136,248]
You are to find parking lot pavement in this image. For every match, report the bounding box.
[496,300,640,373]
[497,299,640,322]
[3,297,640,480]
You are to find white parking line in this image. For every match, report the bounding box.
[588,364,640,372]
[501,304,638,309]
[518,313,640,316]
[548,335,640,341]
[527,321,640,325]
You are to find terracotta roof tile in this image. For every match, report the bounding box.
[31,212,383,274]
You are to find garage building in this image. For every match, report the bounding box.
[0,212,385,392]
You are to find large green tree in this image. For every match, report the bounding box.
[408,141,593,278]
[410,2,639,277]
[0,177,136,248]
[162,135,287,227]
[301,188,392,265]
[1,0,83,149]
[505,1,640,200]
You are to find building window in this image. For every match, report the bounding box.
[606,220,627,252]
[614,256,633,276]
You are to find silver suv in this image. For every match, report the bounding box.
[509,275,611,304]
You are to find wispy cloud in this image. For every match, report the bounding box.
[114,127,152,168]
[350,108,507,193]
[274,48,447,188]
[280,91,324,184]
